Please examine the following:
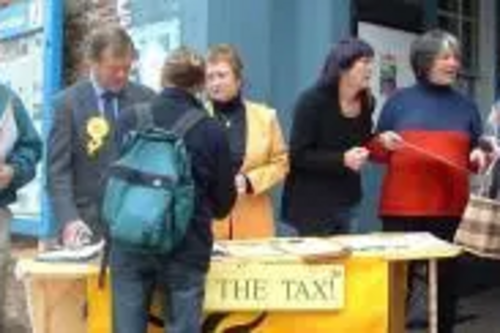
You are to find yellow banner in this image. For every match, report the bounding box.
[87,257,389,333]
[202,258,389,333]
[205,261,345,311]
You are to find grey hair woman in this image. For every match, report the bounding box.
[372,29,489,333]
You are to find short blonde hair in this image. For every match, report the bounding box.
[206,44,244,79]
[161,46,205,90]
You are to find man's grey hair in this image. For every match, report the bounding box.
[410,29,461,80]
[84,25,136,62]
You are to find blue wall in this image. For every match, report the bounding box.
[182,0,352,132]
[181,0,353,224]
[207,0,273,102]
[273,0,352,132]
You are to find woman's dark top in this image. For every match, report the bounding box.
[281,83,374,224]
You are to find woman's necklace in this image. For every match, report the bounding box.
[215,111,232,128]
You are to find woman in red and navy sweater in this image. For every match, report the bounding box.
[371,30,488,333]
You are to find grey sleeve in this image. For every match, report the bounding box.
[46,93,80,230]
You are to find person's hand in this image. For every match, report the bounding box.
[0,164,14,190]
[378,131,404,151]
[470,148,488,173]
[479,136,500,157]
[62,220,93,248]
[343,147,370,172]
[235,174,248,195]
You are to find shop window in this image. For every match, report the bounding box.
[437,0,479,95]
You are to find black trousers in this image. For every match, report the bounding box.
[383,216,460,333]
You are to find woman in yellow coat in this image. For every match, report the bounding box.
[205,44,289,239]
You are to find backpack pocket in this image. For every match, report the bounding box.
[103,176,174,253]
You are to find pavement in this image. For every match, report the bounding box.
[410,255,500,333]
[5,236,35,333]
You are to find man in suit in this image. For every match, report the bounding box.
[47,25,155,247]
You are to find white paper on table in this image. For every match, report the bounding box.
[0,99,18,162]
[275,238,347,257]
[35,240,105,263]
[221,241,286,258]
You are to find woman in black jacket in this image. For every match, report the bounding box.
[281,37,375,236]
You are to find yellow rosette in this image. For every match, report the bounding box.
[86,116,110,157]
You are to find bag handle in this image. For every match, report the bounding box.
[170,108,205,137]
[400,138,498,198]
[402,140,470,173]
[476,155,499,197]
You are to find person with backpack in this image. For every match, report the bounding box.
[108,47,236,333]
[0,83,41,330]
[47,25,155,247]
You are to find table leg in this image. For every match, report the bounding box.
[428,259,438,333]
[23,277,87,333]
[389,261,408,333]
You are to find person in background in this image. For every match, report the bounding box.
[205,44,288,239]
[480,100,500,197]
[0,83,41,330]
[370,29,489,333]
[111,47,236,333]
[280,37,375,236]
[47,25,154,247]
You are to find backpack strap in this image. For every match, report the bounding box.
[134,102,154,130]
[170,108,205,138]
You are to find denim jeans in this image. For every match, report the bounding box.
[110,247,206,333]
[278,204,360,237]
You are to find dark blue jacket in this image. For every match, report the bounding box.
[122,87,236,270]
[0,85,42,207]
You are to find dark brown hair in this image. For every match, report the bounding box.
[84,25,136,62]
[320,37,374,88]
[161,46,205,90]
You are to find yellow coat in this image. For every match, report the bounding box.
[210,101,289,239]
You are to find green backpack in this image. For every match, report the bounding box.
[101,104,204,253]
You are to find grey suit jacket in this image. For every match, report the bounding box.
[47,79,155,237]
